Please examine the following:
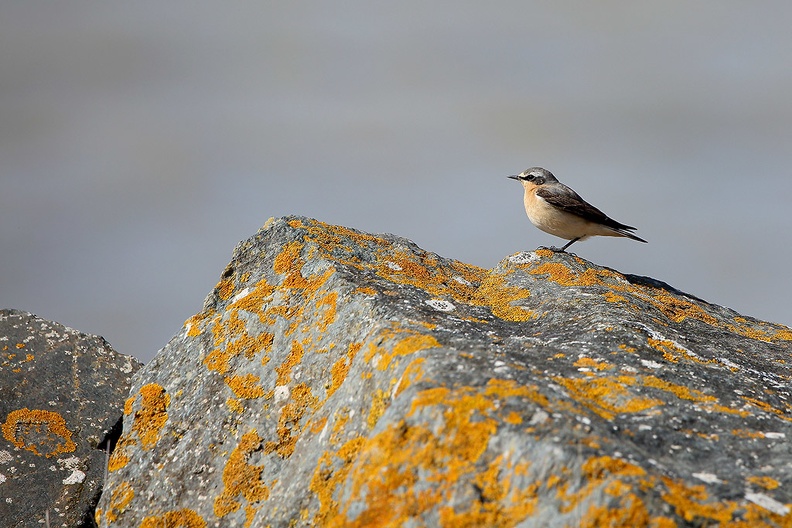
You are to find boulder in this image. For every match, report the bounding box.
[0,310,141,528]
[98,216,792,527]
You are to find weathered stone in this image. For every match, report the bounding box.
[98,216,792,527]
[0,310,141,528]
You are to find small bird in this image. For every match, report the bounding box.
[508,167,647,252]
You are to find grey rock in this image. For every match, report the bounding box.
[0,310,141,528]
[98,216,792,527]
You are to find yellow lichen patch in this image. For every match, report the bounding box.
[475,272,534,322]
[275,340,304,385]
[394,357,428,397]
[363,326,441,371]
[642,376,748,416]
[554,456,648,517]
[230,279,275,315]
[1,408,76,457]
[330,407,352,447]
[315,380,548,527]
[553,376,663,420]
[131,383,170,449]
[732,429,767,439]
[315,291,338,332]
[310,436,366,526]
[123,396,134,415]
[107,434,134,472]
[647,337,712,364]
[742,396,792,422]
[660,476,738,524]
[215,276,236,301]
[214,430,270,518]
[647,292,719,326]
[103,481,135,524]
[226,398,245,414]
[603,291,627,303]
[438,455,539,526]
[327,343,363,398]
[367,389,388,429]
[224,373,266,399]
[574,357,615,371]
[140,509,207,528]
[265,383,319,458]
[747,475,780,490]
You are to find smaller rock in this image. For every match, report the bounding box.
[0,310,141,528]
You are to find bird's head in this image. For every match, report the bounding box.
[508,167,557,186]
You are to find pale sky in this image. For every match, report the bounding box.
[2,2,791,362]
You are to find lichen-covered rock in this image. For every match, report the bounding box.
[0,310,141,528]
[98,216,792,527]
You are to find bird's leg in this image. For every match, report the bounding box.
[559,237,581,252]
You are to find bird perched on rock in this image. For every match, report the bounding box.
[508,167,647,252]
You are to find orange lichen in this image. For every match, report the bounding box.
[603,291,627,303]
[230,279,276,315]
[647,337,713,364]
[224,373,266,399]
[214,430,270,518]
[310,436,366,526]
[215,277,236,301]
[1,408,75,457]
[107,434,134,471]
[475,271,534,322]
[367,389,388,429]
[553,376,663,420]
[103,481,135,524]
[327,343,362,398]
[275,340,304,385]
[264,383,319,458]
[311,379,550,527]
[394,357,428,396]
[315,291,338,332]
[660,476,737,523]
[140,509,207,528]
[574,357,614,371]
[742,396,792,422]
[747,475,780,490]
[362,325,442,371]
[131,383,170,449]
[226,398,245,414]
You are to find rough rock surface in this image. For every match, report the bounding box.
[0,310,141,528]
[98,216,792,527]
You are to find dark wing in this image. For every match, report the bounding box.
[536,186,637,231]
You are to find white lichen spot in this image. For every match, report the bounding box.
[0,451,12,464]
[385,261,402,271]
[528,410,550,426]
[745,491,790,516]
[764,432,786,440]
[273,385,290,404]
[638,424,653,431]
[508,252,539,265]
[63,469,85,485]
[640,359,664,369]
[692,472,722,484]
[425,299,455,312]
[453,276,471,286]
[230,287,251,305]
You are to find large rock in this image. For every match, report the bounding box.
[98,216,792,527]
[0,310,141,528]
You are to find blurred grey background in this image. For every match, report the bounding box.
[2,3,791,363]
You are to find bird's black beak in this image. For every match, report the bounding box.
[507,175,520,181]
